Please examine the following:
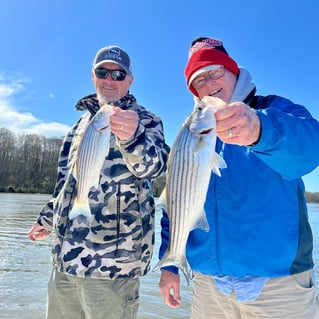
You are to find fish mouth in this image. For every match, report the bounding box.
[197,128,213,135]
[99,125,110,131]
[209,88,222,96]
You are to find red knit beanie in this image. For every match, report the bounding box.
[185,37,239,97]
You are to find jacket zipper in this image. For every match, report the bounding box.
[116,182,121,253]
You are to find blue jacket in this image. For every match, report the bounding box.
[160,93,319,278]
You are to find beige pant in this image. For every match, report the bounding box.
[46,267,140,319]
[190,270,319,319]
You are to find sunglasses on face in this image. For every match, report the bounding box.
[94,68,127,81]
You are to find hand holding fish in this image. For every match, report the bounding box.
[203,96,261,146]
[111,107,139,140]
[215,101,261,145]
[159,270,181,308]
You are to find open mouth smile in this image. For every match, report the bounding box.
[209,88,222,96]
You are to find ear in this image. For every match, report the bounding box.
[128,74,134,86]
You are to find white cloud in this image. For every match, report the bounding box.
[0,82,24,98]
[22,122,69,138]
[0,79,70,138]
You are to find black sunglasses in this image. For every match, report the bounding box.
[94,68,127,81]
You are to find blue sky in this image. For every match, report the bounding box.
[1,0,318,191]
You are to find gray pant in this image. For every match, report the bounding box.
[190,270,319,319]
[46,267,140,319]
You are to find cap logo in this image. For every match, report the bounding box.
[104,48,122,61]
[189,38,224,58]
[93,46,131,74]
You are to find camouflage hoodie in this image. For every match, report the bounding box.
[36,93,169,279]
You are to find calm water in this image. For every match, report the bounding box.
[0,193,318,319]
[0,193,191,319]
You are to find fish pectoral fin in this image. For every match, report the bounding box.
[92,176,100,189]
[70,160,78,181]
[211,152,227,176]
[157,186,168,210]
[193,207,210,232]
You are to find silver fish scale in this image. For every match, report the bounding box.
[68,104,111,219]
[167,126,204,258]
[153,103,226,284]
[76,123,106,203]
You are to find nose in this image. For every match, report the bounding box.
[102,73,112,81]
[206,76,216,87]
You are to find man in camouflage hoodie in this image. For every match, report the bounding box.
[28,45,169,319]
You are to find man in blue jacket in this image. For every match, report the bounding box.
[158,37,319,318]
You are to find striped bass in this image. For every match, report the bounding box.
[68,103,113,220]
[153,97,227,284]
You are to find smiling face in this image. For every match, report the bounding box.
[92,62,133,104]
[191,67,238,102]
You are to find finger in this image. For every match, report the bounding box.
[111,109,138,121]
[28,231,36,241]
[215,106,237,122]
[29,229,49,241]
[173,283,181,305]
[111,114,138,132]
[161,289,180,308]
[201,96,227,110]
[169,281,181,307]
[28,224,41,241]
[169,291,181,308]
[159,286,171,306]
[168,295,181,308]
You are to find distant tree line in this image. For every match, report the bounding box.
[0,127,166,196]
[0,128,62,194]
[305,192,319,203]
[0,127,318,202]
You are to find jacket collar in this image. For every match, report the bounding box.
[74,92,136,115]
[229,67,256,105]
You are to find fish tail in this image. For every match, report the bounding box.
[152,252,191,285]
[68,199,91,219]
